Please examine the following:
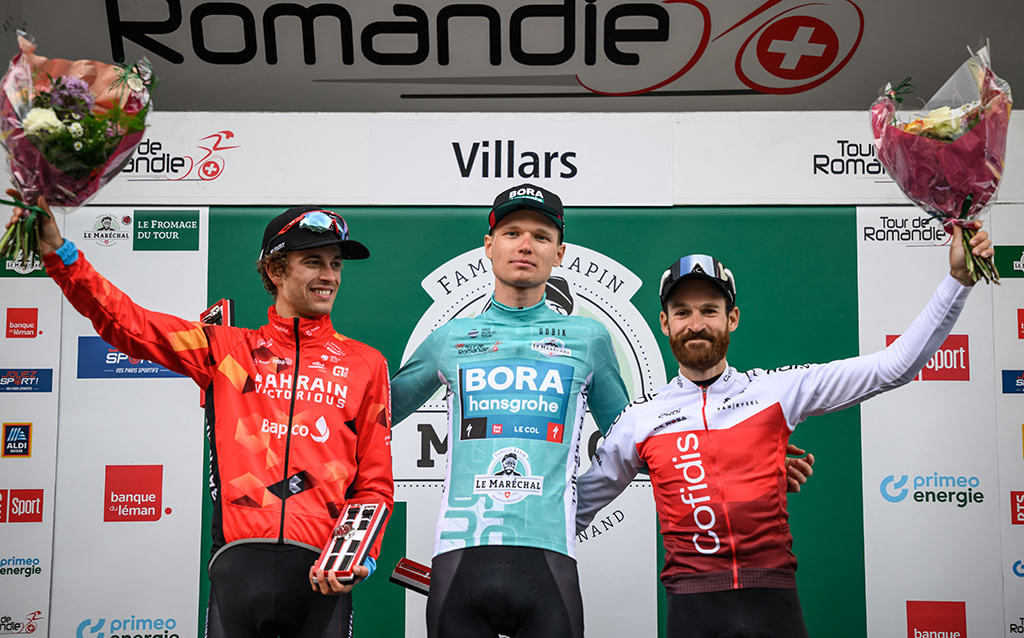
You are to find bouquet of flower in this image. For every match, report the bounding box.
[870,45,1011,284]
[0,32,154,269]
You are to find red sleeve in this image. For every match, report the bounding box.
[44,249,215,388]
[349,347,394,561]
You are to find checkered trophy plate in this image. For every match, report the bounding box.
[314,497,390,583]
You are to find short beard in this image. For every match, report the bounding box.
[669,328,730,372]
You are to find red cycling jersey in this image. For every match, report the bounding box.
[44,249,393,564]
[577,275,969,594]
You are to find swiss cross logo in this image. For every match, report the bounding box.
[1018,309,1024,339]
[546,422,564,444]
[5,308,38,338]
[906,600,966,638]
[0,489,44,523]
[104,465,164,522]
[1012,492,1024,525]
[887,335,969,381]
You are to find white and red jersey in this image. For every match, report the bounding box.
[577,275,970,594]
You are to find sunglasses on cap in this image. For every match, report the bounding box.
[274,209,351,240]
[659,254,736,306]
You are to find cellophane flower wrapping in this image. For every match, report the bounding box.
[870,45,1011,282]
[0,32,152,213]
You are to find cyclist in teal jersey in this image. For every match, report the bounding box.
[390,184,813,638]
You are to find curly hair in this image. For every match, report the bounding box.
[257,251,290,298]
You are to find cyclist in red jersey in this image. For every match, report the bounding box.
[576,222,991,637]
[7,194,393,638]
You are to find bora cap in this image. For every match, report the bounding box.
[260,206,370,260]
[489,183,564,233]
[659,254,736,307]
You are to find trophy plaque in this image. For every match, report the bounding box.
[390,557,431,595]
[314,497,390,584]
[198,299,234,408]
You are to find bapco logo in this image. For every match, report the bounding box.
[879,473,983,508]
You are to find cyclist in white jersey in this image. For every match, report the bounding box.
[576,222,992,637]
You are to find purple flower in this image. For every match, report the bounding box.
[48,75,95,118]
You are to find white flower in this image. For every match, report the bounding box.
[68,122,84,138]
[73,141,83,151]
[22,108,63,136]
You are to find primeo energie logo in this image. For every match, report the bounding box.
[76,616,179,638]
[880,473,984,507]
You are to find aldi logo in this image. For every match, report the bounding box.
[0,489,44,523]
[1,423,31,458]
[887,335,969,381]
[5,308,37,338]
[1013,492,1024,526]
[104,465,163,522]
[1003,371,1024,394]
[906,600,966,638]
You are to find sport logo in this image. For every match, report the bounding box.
[1012,491,1024,525]
[0,489,43,523]
[0,370,53,393]
[1005,370,1024,394]
[5,309,37,338]
[77,337,183,378]
[2,424,31,458]
[473,447,543,504]
[886,335,968,381]
[531,338,572,358]
[906,600,966,638]
[104,465,163,522]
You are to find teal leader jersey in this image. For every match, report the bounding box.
[392,296,629,559]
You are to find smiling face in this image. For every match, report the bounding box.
[484,209,566,307]
[660,279,740,380]
[268,245,343,319]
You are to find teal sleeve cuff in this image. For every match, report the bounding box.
[364,557,376,579]
[55,240,78,265]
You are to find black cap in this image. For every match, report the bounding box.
[489,183,564,233]
[659,255,736,307]
[260,206,369,260]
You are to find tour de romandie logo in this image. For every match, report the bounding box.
[83,214,131,247]
[474,447,543,504]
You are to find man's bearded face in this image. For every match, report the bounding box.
[669,326,730,371]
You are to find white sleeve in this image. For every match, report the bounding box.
[764,274,971,427]
[576,404,643,533]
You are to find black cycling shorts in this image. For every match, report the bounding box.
[426,546,584,638]
[667,588,810,638]
[206,543,352,638]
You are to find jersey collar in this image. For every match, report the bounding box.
[265,305,336,344]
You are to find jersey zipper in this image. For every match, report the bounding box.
[700,385,741,589]
[278,318,301,542]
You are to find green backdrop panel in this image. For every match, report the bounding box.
[206,205,862,638]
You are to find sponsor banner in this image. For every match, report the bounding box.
[2,423,32,459]
[459,359,573,442]
[1011,492,1024,526]
[1003,370,1024,394]
[878,473,984,508]
[0,611,44,634]
[0,370,53,393]
[885,335,969,381]
[906,601,966,638]
[0,256,45,279]
[73,616,181,638]
[996,246,1024,279]
[371,114,672,206]
[6,309,38,338]
[76,337,184,379]
[104,466,164,523]
[94,114,372,206]
[132,211,201,251]
[0,489,44,523]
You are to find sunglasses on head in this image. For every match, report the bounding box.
[276,210,350,240]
